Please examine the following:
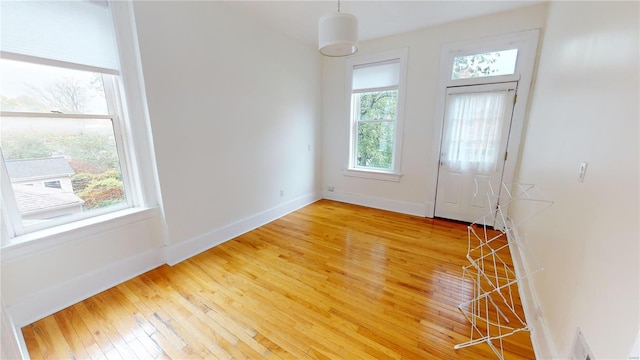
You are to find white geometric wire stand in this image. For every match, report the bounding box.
[454,182,553,359]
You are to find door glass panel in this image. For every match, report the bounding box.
[442,90,510,173]
[451,49,518,80]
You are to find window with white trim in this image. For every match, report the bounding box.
[0,1,140,238]
[346,49,408,180]
[451,48,519,80]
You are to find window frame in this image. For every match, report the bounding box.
[450,48,519,81]
[0,1,159,248]
[441,31,539,88]
[0,56,137,237]
[344,48,408,182]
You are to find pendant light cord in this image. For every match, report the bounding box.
[337,0,341,13]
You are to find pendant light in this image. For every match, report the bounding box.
[318,0,358,57]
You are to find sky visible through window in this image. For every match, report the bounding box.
[0,59,108,114]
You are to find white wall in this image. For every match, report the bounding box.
[132,2,322,263]
[1,211,166,326]
[1,0,322,337]
[514,1,639,358]
[322,4,548,216]
[0,2,166,328]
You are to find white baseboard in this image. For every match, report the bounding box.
[165,191,322,266]
[7,247,165,328]
[509,239,558,359]
[323,190,428,217]
[629,330,640,360]
[1,300,25,360]
[6,189,555,360]
[6,192,321,330]
[5,192,322,359]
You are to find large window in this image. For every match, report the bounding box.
[346,49,407,180]
[0,1,140,238]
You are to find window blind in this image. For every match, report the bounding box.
[352,59,400,92]
[0,0,120,72]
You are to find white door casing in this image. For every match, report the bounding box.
[426,29,541,219]
[434,82,517,223]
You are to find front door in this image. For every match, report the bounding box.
[434,82,517,224]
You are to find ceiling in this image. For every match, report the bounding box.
[224,1,544,46]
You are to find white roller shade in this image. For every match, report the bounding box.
[1,0,120,72]
[352,60,400,92]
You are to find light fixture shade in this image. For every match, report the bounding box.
[318,11,358,57]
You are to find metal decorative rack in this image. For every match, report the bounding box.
[454,182,553,359]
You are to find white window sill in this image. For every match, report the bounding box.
[343,168,403,182]
[1,206,160,260]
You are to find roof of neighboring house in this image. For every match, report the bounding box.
[12,184,84,215]
[5,156,75,180]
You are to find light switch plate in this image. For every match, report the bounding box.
[578,162,588,182]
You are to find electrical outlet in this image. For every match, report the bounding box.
[280,189,284,197]
[327,186,335,192]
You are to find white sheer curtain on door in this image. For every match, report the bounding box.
[443,90,509,173]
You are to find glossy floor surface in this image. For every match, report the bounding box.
[23,200,535,359]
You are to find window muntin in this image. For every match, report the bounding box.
[348,55,405,175]
[0,1,154,244]
[451,48,518,80]
[1,60,130,234]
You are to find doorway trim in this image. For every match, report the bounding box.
[435,81,518,223]
[426,29,541,218]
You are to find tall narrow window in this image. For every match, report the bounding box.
[346,49,407,180]
[0,1,137,236]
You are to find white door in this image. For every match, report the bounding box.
[434,82,517,224]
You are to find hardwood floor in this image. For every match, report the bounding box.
[22,200,535,359]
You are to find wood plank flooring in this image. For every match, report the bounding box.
[22,200,535,359]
